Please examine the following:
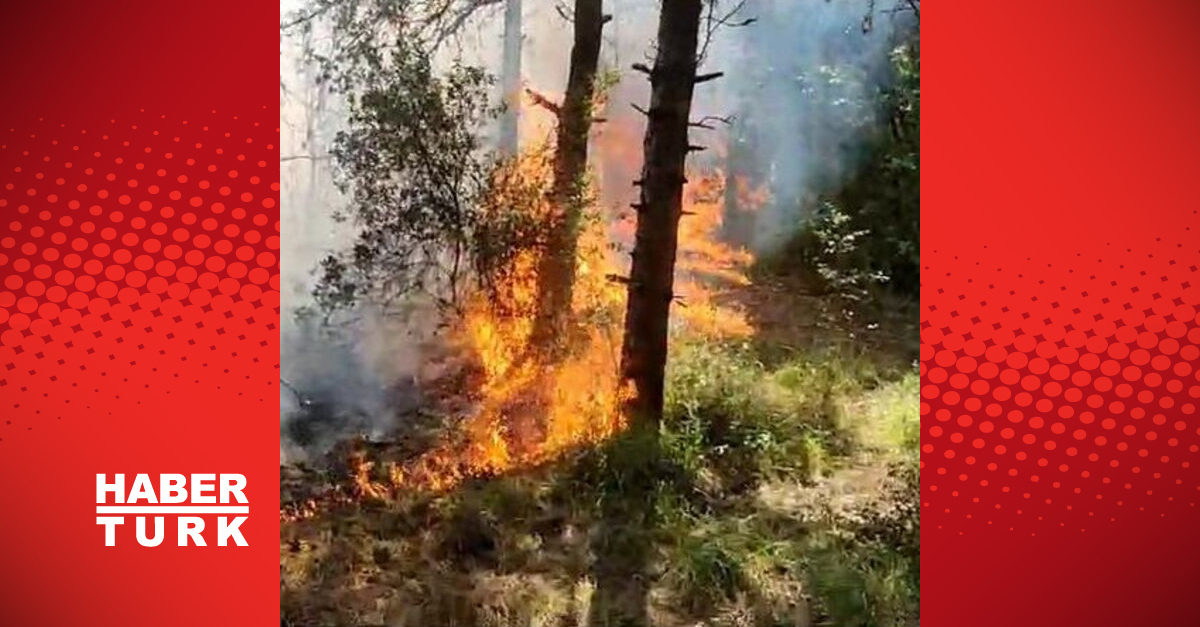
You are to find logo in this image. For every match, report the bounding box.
[95,474,249,547]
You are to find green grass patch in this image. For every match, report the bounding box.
[282,339,920,627]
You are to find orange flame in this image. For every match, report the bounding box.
[287,113,771,511]
[376,158,761,496]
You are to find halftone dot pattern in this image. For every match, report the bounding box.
[922,225,1200,535]
[0,110,279,442]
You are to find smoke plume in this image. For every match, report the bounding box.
[278,0,912,459]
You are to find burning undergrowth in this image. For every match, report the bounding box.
[281,133,763,522]
[279,3,921,624]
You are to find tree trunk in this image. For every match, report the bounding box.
[499,0,523,156]
[588,3,704,626]
[617,0,704,425]
[531,0,606,352]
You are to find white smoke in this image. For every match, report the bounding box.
[279,0,438,462]
[277,0,912,460]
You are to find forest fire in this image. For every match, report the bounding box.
[280,127,765,522]
[281,3,922,624]
[389,154,757,492]
[660,169,758,339]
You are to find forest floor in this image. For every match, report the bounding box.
[280,275,920,627]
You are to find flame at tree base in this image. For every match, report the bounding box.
[283,144,765,521]
[379,161,757,496]
[384,194,632,494]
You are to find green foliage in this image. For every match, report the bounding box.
[655,341,918,624]
[310,35,555,313]
[855,371,920,456]
[783,30,921,302]
[802,460,920,627]
[282,5,922,624]
[844,33,920,295]
[314,38,496,310]
[662,341,850,489]
[807,200,890,302]
[286,0,506,84]
[794,372,920,627]
[289,1,556,314]
[282,340,920,626]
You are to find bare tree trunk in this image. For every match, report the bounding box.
[618,0,704,424]
[499,0,523,156]
[531,0,607,352]
[588,3,704,626]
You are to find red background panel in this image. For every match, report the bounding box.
[0,1,275,117]
[924,0,1200,624]
[0,2,279,626]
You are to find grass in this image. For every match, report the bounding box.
[653,340,919,626]
[281,335,919,627]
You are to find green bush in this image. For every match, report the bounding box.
[662,341,862,488]
[655,341,919,625]
[778,32,921,304]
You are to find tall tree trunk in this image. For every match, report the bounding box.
[499,0,523,156]
[588,3,704,626]
[618,0,704,424]
[530,0,606,352]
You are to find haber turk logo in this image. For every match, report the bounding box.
[95,474,250,547]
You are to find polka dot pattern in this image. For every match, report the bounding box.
[923,232,1200,534]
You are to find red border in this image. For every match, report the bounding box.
[923,0,1200,623]
[0,2,279,625]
